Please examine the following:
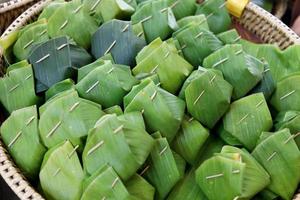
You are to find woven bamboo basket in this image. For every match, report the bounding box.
[0,0,39,35]
[0,0,300,199]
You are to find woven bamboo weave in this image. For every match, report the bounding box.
[0,0,38,35]
[0,1,300,199]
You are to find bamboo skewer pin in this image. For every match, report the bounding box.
[9,84,20,93]
[57,43,68,51]
[194,90,205,105]
[8,131,22,148]
[60,20,68,30]
[237,114,249,125]
[212,57,229,68]
[86,81,100,94]
[53,168,61,177]
[23,40,34,49]
[68,145,79,158]
[284,132,300,144]
[35,54,50,64]
[87,140,104,156]
[26,116,35,126]
[46,121,62,138]
[280,90,296,101]
[140,165,150,176]
[111,177,119,188]
[113,125,124,134]
[104,40,117,55]
[69,102,80,112]
[206,173,224,180]
[90,0,101,11]
[267,152,277,161]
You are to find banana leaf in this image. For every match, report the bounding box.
[76,63,139,108]
[45,79,75,100]
[124,79,185,142]
[196,155,245,200]
[28,37,92,93]
[0,30,19,65]
[219,93,273,151]
[91,19,146,67]
[83,112,154,180]
[77,58,114,82]
[172,115,209,165]
[39,141,84,200]
[165,38,183,56]
[104,105,124,116]
[6,60,29,73]
[196,146,270,200]
[250,61,275,100]
[274,110,300,148]
[13,22,49,61]
[38,0,66,20]
[221,146,270,198]
[125,174,155,200]
[0,106,46,180]
[177,15,209,30]
[131,0,178,43]
[195,134,225,165]
[179,68,232,128]
[81,165,131,200]
[39,90,105,149]
[142,134,186,200]
[241,41,300,83]
[0,65,40,113]
[196,0,231,33]
[125,0,138,8]
[253,190,279,200]
[271,73,300,112]
[83,0,135,23]
[217,29,241,44]
[165,0,196,20]
[167,169,208,200]
[133,40,193,94]
[173,23,223,66]
[203,44,264,99]
[252,129,300,200]
[47,1,98,49]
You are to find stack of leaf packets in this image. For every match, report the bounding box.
[0,0,300,200]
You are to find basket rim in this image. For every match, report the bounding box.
[0,1,300,200]
[0,0,37,14]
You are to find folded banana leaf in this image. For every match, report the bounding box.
[196,146,270,200]
[177,14,209,29]
[124,79,185,142]
[104,105,124,116]
[131,0,178,42]
[217,29,241,44]
[221,146,270,198]
[38,0,66,20]
[133,39,193,94]
[219,93,273,151]
[83,113,154,180]
[47,1,98,49]
[0,106,46,180]
[252,129,300,200]
[173,23,223,66]
[271,73,300,112]
[28,37,92,93]
[253,189,279,200]
[76,63,139,108]
[0,65,40,113]
[0,30,19,65]
[172,116,209,165]
[13,21,49,61]
[142,133,186,200]
[167,169,208,200]
[195,134,225,165]
[83,0,135,23]
[6,60,29,73]
[125,0,138,8]
[91,19,146,67]
[250,60,275,100]
[125,174,155,200]
[165,0,196,20]
[203,44,264,99]
[196,0,231,34]
[39,141,84,200]
[45,79,75,101]
[275,110,300,147]
[241,41,300,83]
[81,165,131,200]
[77,56,114,82]
[179,68,232,128]
[39,90,105,149]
